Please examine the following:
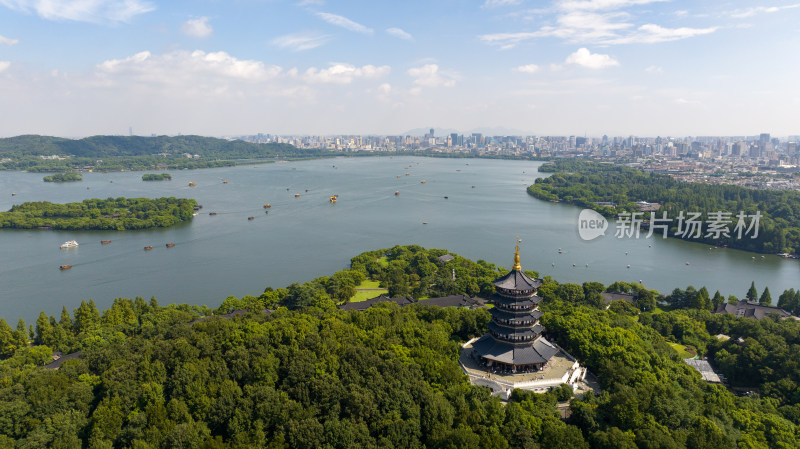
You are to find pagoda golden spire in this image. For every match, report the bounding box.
[513,236,522,271]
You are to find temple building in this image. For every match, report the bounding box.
[460,241,586,398]
[471,242,558,372]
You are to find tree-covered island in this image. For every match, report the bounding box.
[42,173,82,182]
[142,173,172,181]
[0,197,197,230]
[528,159,800,255]
[0,245,799,447]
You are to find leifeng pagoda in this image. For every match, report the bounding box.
[471,241,559,373]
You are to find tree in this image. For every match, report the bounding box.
[759,287,772,306]
[746,281,758,302]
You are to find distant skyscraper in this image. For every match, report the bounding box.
[430,128,435,137]
[450,133,458,147]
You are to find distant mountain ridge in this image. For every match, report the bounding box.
[0,134,298,159]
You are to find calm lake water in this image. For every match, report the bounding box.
[1,157,798,323]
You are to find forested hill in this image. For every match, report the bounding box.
[0,134,312,159]
[528,159,800,255]
[1,245,799,447]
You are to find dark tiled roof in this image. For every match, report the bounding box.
[421,294,486,308]
[472,335,559,365]
[438,254,455,263]
[714,301,792,320]
[601,292,636,305]
[488,321,545,339]
[493,270,542,291]
[44,351,82,370]
[338,295,416,311]
[492,294,542,307]
[489,308,543,322]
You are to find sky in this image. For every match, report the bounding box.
[0,0,799,138]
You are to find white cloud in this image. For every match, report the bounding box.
[0,61,10,72]
[407,64,456,88]
[514,64,540,73]
[303,63,390,84]
[604,24,717,44]
[0,0,155,23]
[0,35,18,45]
[181,17,213,38]
[565,48,619,69]
[557,0,668,12]
[484,0,523,7]
[96,50,282,85]
[315,12,373,34]
[730,4,800,19]
[271,32,331,51]
[386,27,413,41]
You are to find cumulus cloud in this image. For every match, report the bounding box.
[303,63,390,84]
[565,48,619,69]
[407,64,456,88]
[315,12,373,34]
[386,27,413,40]
[514,64,540,73]
[271,32,331,51]
[0,61,10,72]
[96,50,282,85]
[181,17,213,38]
[0,34,18,45]
[0,0,155,23]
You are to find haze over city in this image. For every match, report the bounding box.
[0,0,799,137]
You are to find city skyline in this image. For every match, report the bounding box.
[1,0,799,137]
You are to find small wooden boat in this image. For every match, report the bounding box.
[329,196,337,203]
[209,212,217,216]
[60,265,72,270]
[248,216,255,220]
[397,175,402,178]
[263,204,271,208]
[188,181,196,186]
[100,240,111,244]
[144,246,153,250]
[395,191,399,196]
[420,180,426,184]
[294,193,300,198]
[222,180,228,184]
[166,243,176,248]
[443,196,448,199]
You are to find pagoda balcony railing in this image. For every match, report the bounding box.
[497,289,536,297]
[493,318,535,326]
[490,330,536,342]
[496,303,535,312]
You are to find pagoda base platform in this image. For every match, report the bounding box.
[460,337,586,400]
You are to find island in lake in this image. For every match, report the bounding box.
[142,173,172,181]
[0,197,197,230]
[42,173,82,182]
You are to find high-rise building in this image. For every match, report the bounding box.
[451,133,458,147]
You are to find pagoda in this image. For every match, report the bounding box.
[471,240,558,373]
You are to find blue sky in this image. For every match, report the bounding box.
[0,0,798,137]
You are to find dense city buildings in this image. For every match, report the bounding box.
[236,131,800,191]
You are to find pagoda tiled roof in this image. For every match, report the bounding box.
[493,270,542,291]
[472,335,559,366]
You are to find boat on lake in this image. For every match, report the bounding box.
[209,212,217,215]
[188,181,196,187]
[166,243,176,248]
[60,240,79,249]
[295,193,300,198]
[144,246,153,250]
[263,204,271,208]
[60,265,72,270]
[248,216,255,220]
[100,240,111,244]
[395,191,399,195]
[330,196,337,203]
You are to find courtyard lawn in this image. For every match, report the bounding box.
[349,279,388,302]
[668,342,696,359]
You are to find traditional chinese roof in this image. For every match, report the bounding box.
[491,294,542,308]
[713,300,792,320]
[492,270,542,291]
[489,307,544,322]
[488,321,545,339]
[472,335,559,366]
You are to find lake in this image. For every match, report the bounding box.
[1,156,798,323]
